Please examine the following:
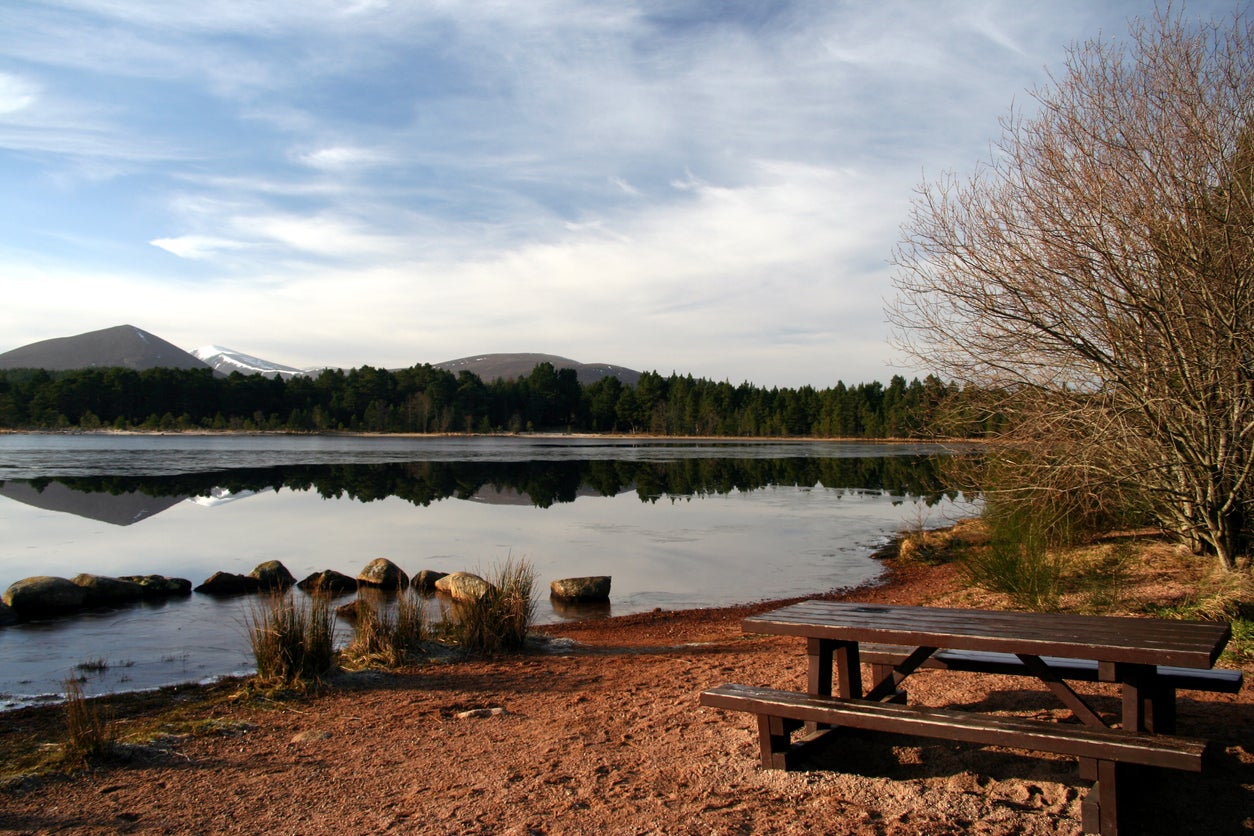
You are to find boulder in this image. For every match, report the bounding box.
[250,560,296,591]
[297,570,357,595]
[194,571,261,596]
[70,574,145,607]
[0,601,18,627]
[357,558,409,590]
[118,575,193,597]
[435,571,493,603]
[2,576,87,618]
[413,569,449,594]
[550,576,611,603]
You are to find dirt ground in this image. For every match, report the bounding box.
[1,557,1251,835]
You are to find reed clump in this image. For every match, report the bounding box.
[449,557,537,653]
[341,587,427,669]
[61,677,115,766]
[246,591,336,688]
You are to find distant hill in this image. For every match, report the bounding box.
[190,345,312,380]
[0,325,211,372]
[0,328,642,387]
[434,353,641,386]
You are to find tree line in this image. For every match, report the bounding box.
[0,363,986,439]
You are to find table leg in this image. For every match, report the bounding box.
[1103,662,1163,733]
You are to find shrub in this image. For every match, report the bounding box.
[449,557,537,653]
[962,504,1063,611]
[246,591,336,687]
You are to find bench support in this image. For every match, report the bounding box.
[701,683,1205,836]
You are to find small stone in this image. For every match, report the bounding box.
[455,707,507,720]
[290,730,333,743]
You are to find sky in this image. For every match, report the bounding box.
[0,1,1241,388]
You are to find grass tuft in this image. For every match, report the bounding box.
[246,591,336,689]
[341,587,428,669]
[448,557,537,654]
[61,677,115,766]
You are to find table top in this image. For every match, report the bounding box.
[743,600,1231,669]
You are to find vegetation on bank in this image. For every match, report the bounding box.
[0,363,989,438]
[896,519,1254,665]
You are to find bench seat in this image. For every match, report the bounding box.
[858,643,1244,693]
[700,682,1208,835]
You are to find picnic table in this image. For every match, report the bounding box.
[701,600,1238,835]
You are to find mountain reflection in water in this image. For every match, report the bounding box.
[5,454,958,523]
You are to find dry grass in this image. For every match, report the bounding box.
[60,677,115,767]
[246,592,336,689]
[340,588,428,669]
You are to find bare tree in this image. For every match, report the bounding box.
[890,8,1254,570]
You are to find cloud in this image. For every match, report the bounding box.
[149,235,246,260]
[0,72,37,114]
[2,1,1244,386]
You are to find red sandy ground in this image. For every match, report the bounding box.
[1,558,1250,835]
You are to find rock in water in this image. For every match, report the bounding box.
[434,571,493,602]
[297,570,357,595]
[2,576,88,617]
[250,560,296,590]
[195,571,262,595]
[70,574,145,607]
[118,575,193,597]
[357,558,409,589]
[413,569,449,593]
[549,576,611,603]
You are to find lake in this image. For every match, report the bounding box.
[0,434,975,708]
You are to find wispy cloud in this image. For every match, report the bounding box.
[0,0,1235,385]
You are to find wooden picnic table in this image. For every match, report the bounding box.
[743,600,1232,735]
[706,599,1235,835]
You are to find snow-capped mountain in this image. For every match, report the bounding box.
[191,345,314,379]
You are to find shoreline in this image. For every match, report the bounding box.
[0,427,983,444]
[2,550,1249,835]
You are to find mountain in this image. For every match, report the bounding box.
[434,353,641,386]
[0,328,643,387]
[191,345,311,380]
[0,325,211,372]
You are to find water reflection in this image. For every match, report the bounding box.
[0,439,975,708]
[6,453,956,522]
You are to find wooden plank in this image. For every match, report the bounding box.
[699,684,1207,772]
[743,602,1231,669]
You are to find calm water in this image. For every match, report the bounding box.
[0,434,974,708]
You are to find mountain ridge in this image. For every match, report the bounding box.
[0,327,642,386]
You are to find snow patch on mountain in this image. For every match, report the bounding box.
[191,345,308,379]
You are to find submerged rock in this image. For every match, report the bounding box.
[70,574,145,607]
[250,560,296,591]
[435,571,493,602]
[357,558,409,590]
[195,571,261,596]
[2,576,88,618]
[297,569,357,595]
[550,576,611,603]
